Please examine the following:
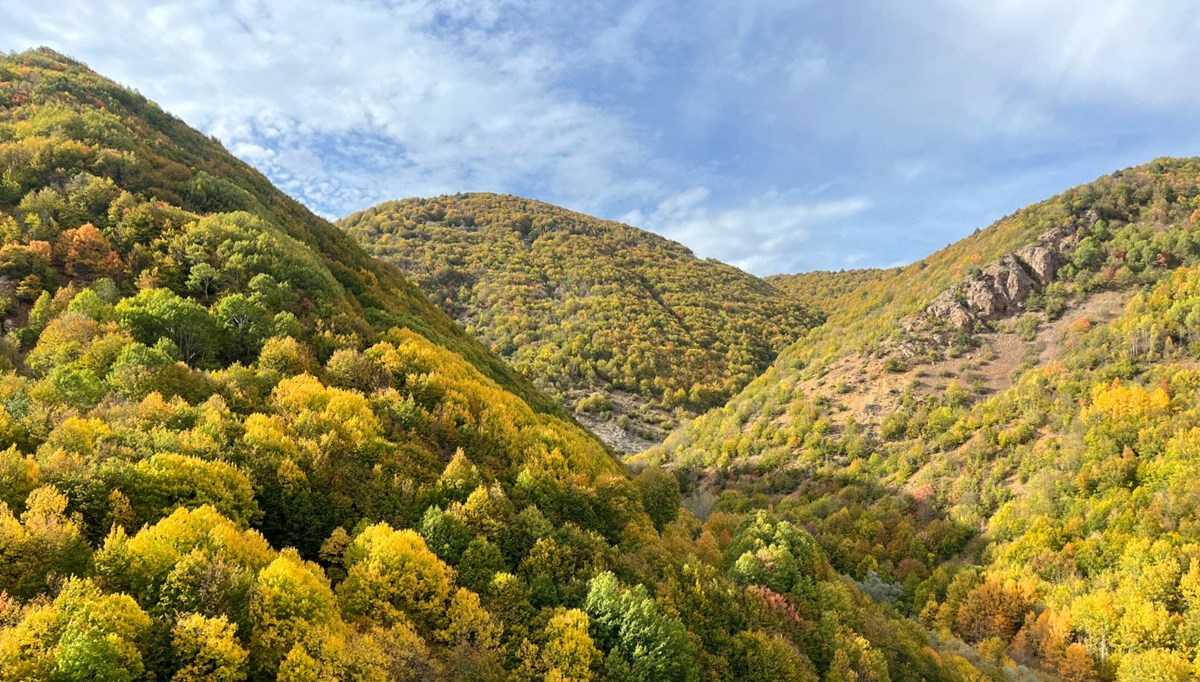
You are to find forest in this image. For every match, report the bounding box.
[340,194,817,451]
[0,49,993,681]
[8,42,1200,682]
[653,158,1200,681]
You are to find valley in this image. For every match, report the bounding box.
[2,46,1200,682]
[0,49,979,682]
[340,193,818,452]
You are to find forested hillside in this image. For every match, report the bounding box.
[653,158,1200,680]
[340,194,818,452]
[0,49,989,682]
[765,268,889,316]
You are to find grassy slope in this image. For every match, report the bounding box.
[655,159,1200,467]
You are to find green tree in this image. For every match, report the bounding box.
[728,631,818,682]
[635,466,681,531]
[116,288,219,365]
[117,453,261,528]
[584,572,699,682]
[0,578,152,681]
[215,293,270,360]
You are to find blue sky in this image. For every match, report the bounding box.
[3,1,1200,275]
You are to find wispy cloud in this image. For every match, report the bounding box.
[626,188,871,274]
[938,0,1200,104]
[3,0,1200,275]
[1,0,655,216]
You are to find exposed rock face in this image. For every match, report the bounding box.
[896,219,1088,356]
[1014,245,1057,285]
[924,295,974,331]
[961,256,1034,319]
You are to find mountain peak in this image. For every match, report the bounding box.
[341,191,819,451]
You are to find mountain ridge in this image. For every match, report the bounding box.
[0,48,985,682]
[340,191,820,451]
[652,156,1200,680]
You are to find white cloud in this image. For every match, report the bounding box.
[0,0,653,216]
[940,0,1200,104]
[633,188,871,274]
[589,0,658,82]
[869,0,1200,141]
[895,159,931,183]
[2,0,1200,277]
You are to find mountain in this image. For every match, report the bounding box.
[339,194,819,452]
[765,268,889,314]
[0,49,984,681]
[653,158,1200,680]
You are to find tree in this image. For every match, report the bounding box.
[635,466,681,531]
[249,549,339,678]
[457,538,505,594]
[1071,591,1119,662]
[952,578,1033,643]
[540,608,600,682]
[584,572,699,682]
[1058,643,1097,682]
[728,631,818,682]
[46,363,105,408]
[337,523,454,631]
[93,505,274,621]
[324,348,381,393]
[419,506,473,565]
[437,588,502,651]
[23,289,54,344]
[825,649,856,682]
[171,613,248,682]
[215,293,269,360]
[437,449,482,502]
[727,512,824,595]
[116,288,219,364]
[66,287,114,321]
[185,171,259,214]
[319,527,352,585]
[58,223,122,282]
[0,485,91,598]
[1115,648,1191,682]
[275,644,324,682]
[0,578,151,681]
[455,484,518,549]
[257,336,315,375]
[119,453,261,528]
[484,572,535,642]
[0,445,38,511]
[187,262,221,301]
[106,342,188,400]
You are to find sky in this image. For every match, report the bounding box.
[3,1,1200,275]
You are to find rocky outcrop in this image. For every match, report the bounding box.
[1014,245,1056,285]
[972,255,1038,318]
[895,218,1089,357]
[905,252,1043,336]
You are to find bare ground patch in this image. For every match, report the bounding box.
[780,289,1132,437]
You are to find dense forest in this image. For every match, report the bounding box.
[652,158,1200,680]
[10,41,1200,682]
[340,195,818,452]
[0,49,992,682]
